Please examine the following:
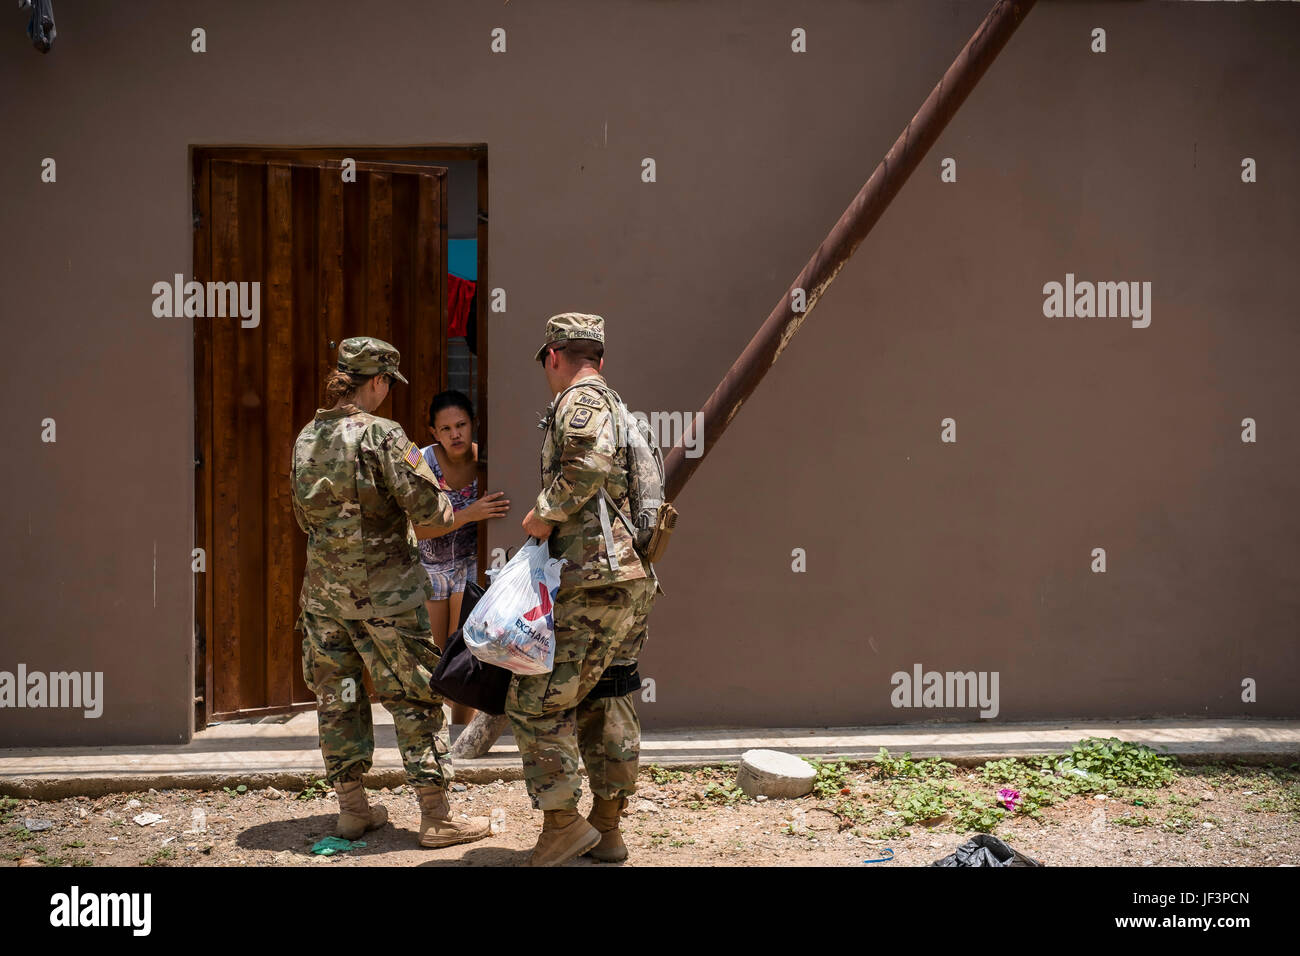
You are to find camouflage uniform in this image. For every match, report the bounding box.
[508,314,657,811]
[291,338,457,787]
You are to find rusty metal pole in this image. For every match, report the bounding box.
[664,0,1037,501]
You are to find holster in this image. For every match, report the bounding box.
[644,502,678,563]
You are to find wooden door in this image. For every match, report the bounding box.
[193,152,448,723]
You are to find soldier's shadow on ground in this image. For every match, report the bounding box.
[235,814,423,860]
[415,846,533,866]
[236,813,363,858]
[235,815,542,865]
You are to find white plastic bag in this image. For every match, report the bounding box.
[463,538,566,675]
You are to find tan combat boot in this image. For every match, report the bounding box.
[415,785,491,848]
[584,795,628,862]
[526,809,601,867]
[334,778,388,840]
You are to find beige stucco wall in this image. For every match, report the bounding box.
[1,0,1296,745]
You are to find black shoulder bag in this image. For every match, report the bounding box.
[428,580,513,716]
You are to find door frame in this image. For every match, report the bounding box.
[190,144,489,729]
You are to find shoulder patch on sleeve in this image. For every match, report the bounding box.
[370,418,403,449]
[569,407,592,429]
[402,441,424,470]
[576,393,603,409]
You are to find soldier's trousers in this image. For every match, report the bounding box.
[299,603,452,788]
[506,578,656,811]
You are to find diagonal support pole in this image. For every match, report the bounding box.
[664,0,1038,502]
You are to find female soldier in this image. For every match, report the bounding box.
[290,337,490,849]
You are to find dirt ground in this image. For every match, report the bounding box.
[3,760,1297,867]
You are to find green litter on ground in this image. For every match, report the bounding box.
[311,836,367,856]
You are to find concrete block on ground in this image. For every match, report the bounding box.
[736,749,817,798]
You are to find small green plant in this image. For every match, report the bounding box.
[222,784,249,797]
[950,792,1006,833]
[918,757,956,778]
[62,840,86,849]
[975,741,1176,822]
[981,755,1061,788]
[109,819,124,828]
[297,779,330,801]
[1056,737,1177,789]
[890,783,950,824]
[873,748,955,780]
[808,759,852,799]
[869,823,908,841]
[0,797,19,823]
[1114,813,1155,827]
[37,854,66,867]
[874,748,915,778]
[692,766,738,784]
[143,848,176,867]
[1006,783,1069,818]
[832,798,872,826]
[1285,785,1300,820]
[648,764,688,786]
[700,782,748,806]
[1245,796,1283,813]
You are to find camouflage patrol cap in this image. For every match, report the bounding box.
[337,336,409,384]
[534,312,605,362]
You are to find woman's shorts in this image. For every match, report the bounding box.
[424,560,477,602]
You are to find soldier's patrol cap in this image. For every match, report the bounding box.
[337,336,409,384]
[534,312,605,362]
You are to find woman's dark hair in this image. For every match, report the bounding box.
[428,389,475,427]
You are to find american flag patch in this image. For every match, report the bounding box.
[403,442,423,469]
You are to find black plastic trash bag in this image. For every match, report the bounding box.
[428,581,513,716]
[930,834,1044,867]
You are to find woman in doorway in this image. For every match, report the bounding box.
[413,390,509,725]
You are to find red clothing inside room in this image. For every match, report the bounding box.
[448,273,475,337]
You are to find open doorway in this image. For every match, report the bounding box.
[190,145,489,729]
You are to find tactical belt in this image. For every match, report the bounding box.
[589,663,641,699]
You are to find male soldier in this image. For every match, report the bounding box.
[515,313,657,866]
[291,336,490,849]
